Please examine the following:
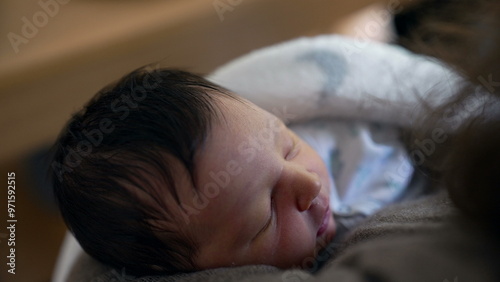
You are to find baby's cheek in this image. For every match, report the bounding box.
[273,218,317,268]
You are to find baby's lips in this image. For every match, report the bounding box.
[316,205,330,237]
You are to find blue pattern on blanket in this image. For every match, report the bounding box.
[329,148,344,180]
[298,50,347,99]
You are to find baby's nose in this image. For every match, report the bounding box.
[294,170,321,212]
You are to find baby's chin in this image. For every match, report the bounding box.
[311,216,336,266]
[293,246,333,271]
[283,222,336,271]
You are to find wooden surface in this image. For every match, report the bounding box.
[0,0,390,163]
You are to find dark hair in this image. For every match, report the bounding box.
[51,67,234,275]
[395,0,500,227]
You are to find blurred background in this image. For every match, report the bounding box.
[0,0,413,281]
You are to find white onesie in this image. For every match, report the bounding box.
[289,119,413,218]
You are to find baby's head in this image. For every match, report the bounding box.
[52,67,335,275]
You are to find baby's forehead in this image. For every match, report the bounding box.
[212,96,284,134]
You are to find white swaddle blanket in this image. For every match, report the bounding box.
[289,120,411,216]
[208,35,461,216]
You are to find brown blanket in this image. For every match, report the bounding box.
[67,190,499,281]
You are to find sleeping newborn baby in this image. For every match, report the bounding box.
[52,68,412,276]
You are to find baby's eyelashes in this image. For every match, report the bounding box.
[252,197,275,242]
